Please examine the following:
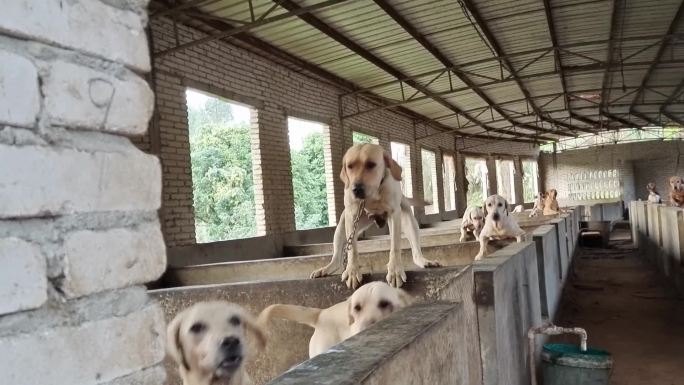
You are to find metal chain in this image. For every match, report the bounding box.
[342,200,365,268]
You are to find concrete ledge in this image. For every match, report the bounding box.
[473,242,543,385]
[162,241,483,287]
[265,302,467,385]
[549,218,569,282]
[532,225,561,319]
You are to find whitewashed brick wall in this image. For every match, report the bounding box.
[0,1,166,384]
[145,17,541,246]
[539,141,684,207]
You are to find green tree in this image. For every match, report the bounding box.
[291,132,329,229]
[352,131,377,144]
[187,96,256,242]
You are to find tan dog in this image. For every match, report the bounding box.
[259,281,412,358]
[167,302,266,385]
[647,182,662,204]
[669,176,684,207]
[543,189,560,215]
[311,143,440,289]
[460,206,485,242]
[474,194,526,260]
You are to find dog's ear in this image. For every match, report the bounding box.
[167,309,190,371]
[504,199,509,216]
[383,151,402,181]
[243,311,267,351]
[346,299,355,325]
[340,157,349,188]
[397,289,414,307]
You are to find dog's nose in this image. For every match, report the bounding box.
[221,337,240,350]
[352,183,365,199]
[492,213,500,221]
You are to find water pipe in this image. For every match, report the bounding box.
[528,324,588,385]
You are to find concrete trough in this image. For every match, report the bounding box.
[152,264,481,385]
[284,221,549,257]
[265,302,469,385]
[630,202,684,295]
[162,241,484,287]
[531,225,562,320]
[473,242,543,385]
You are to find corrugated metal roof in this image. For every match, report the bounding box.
[154,0,684,140]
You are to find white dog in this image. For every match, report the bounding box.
[647,182,661,204]
[258,281,412,358]
[310,144,440,289]
[512,205,524,213]
[529,192,545,218]
[474,194,526,260]
[166,302,266,385]
[460,206,485,242]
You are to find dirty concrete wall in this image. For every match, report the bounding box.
[473,242,543,385]
[540,141,684,207]
[152,267,475,385]
[532,225,562,320]
[265,302,469,385]
[0,1,167,384]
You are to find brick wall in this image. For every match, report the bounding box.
[539,140,684,206]
[146,18,542,246]
[0,1,166,384]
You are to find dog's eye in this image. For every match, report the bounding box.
[354,304,362,312]
[498,203,503,207]
[487,203,492,207]
[229,316,241,327]
[347,164,354,169]
[365,161,376,170]
[189,322,206,334]
[378,300,390,309]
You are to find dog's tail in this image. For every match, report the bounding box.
[258,304,322,328]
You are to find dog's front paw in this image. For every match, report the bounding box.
[341,266,363,289]
[413,256,442,268]
[386,263,407,288]
[474,252,485,261]
[310,266,331,279]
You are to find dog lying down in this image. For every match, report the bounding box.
[259,281,412,358]
[167,301,266,385]
[475,194,526,260]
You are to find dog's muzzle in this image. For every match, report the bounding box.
[215,336,243,377]
[492,213,500,221]
[352,183,365,199]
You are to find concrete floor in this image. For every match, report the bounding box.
[552,226,684,385]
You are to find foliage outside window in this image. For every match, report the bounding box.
[421,149,440,214]
[288,117,330,230]
[390,141,413,197]
[465,157,488,207]
[442,154,456,211]
[352,131,379,144]
[496,159,516,204]
[186,89,256,242]
[522,160,539,203]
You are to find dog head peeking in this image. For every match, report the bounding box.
[484,194,508,225]
[166,301,266,385]
[347,281,412,335]
[647,182,657,193]
[466,206,485,233]
[670,176,684,192]
[340,143,402,200]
